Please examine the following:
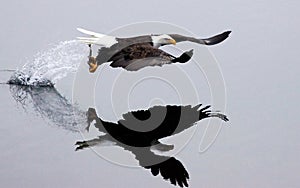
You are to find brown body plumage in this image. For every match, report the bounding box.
[89,42,193,72]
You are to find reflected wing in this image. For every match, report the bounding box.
[144,157,189,187]
[169,31,231,45]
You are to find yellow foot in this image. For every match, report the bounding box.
[87,56,98,73]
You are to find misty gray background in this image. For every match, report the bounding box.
[0,0,300,188]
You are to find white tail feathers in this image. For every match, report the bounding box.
[76,28,118,47]
[77,28,107,38]
[76,37,103,45]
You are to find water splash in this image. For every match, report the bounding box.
[8,40,88,86]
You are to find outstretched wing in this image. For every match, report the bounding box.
[169,31,231,45]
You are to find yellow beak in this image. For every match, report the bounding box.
[169,38,176,45]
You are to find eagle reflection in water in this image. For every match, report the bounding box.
[76,105,228,187]
[9,85,228,187]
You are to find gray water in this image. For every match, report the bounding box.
[1,0,300,188]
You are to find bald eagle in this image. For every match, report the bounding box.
[77,28,231,73]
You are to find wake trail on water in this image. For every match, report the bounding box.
[8,40,88,86]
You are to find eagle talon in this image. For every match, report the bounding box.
[86,44,98,73]
[88,61,98,73]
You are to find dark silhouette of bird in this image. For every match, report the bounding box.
[75,104,228,187]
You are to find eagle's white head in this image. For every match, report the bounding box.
[151,34,176,48]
